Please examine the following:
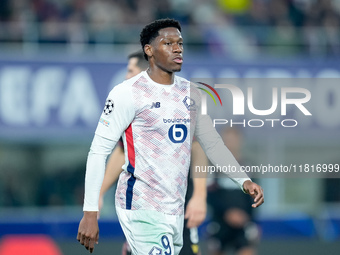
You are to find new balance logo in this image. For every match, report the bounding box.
[151,102,161,109]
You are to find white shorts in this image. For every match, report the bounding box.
[116,207,184,255]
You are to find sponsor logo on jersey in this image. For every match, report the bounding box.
[103,99,114,115]
[168,124,187,143]
[163,118,191,124]
[151,102,161,109]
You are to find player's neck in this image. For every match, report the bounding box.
[147,67,174,85]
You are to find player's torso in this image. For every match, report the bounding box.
[132,75,192,149]
[116,74,196,215]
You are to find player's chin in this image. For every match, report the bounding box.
[172,67,182,72]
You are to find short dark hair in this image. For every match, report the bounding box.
[140,18,182,60]
[128,51,149,70]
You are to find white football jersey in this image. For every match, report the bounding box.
[84,71,250,215]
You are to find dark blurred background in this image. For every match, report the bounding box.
[0,0,340,254]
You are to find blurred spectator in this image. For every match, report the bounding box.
[322,10,340,55]
[266,19,301,56]
[218,0,251,15]
[0,0,339,57]
[302,0,340,56]
[0,0,11,21]
[207,127,260,255]
[2,167,22,207]
[323,161,340,203]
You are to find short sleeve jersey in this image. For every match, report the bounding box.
[96,71,195,215]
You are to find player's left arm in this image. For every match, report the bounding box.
[194,113,264,208]
[185,140,208,228]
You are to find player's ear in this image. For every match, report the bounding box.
[144,44,153,59]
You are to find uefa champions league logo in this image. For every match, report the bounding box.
[103,99,114,115]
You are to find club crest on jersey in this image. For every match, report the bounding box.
[103,99,114,115]
[182,96,195,111]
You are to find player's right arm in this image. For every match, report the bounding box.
[98,144,125,218]
[77,82,135,253]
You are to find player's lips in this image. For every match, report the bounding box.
[173,57,183,64]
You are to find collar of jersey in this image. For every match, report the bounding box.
[143,71,176,89]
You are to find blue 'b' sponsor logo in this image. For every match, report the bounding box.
[168,124,187,143]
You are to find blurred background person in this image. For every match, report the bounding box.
[207,127,260,255]
[125,51,149,80]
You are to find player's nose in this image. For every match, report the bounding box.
[173,43,182,53]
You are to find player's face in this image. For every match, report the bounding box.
[126,57,142,79]
[149,27,183,73]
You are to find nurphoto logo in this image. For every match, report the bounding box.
[196,80,312,128]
